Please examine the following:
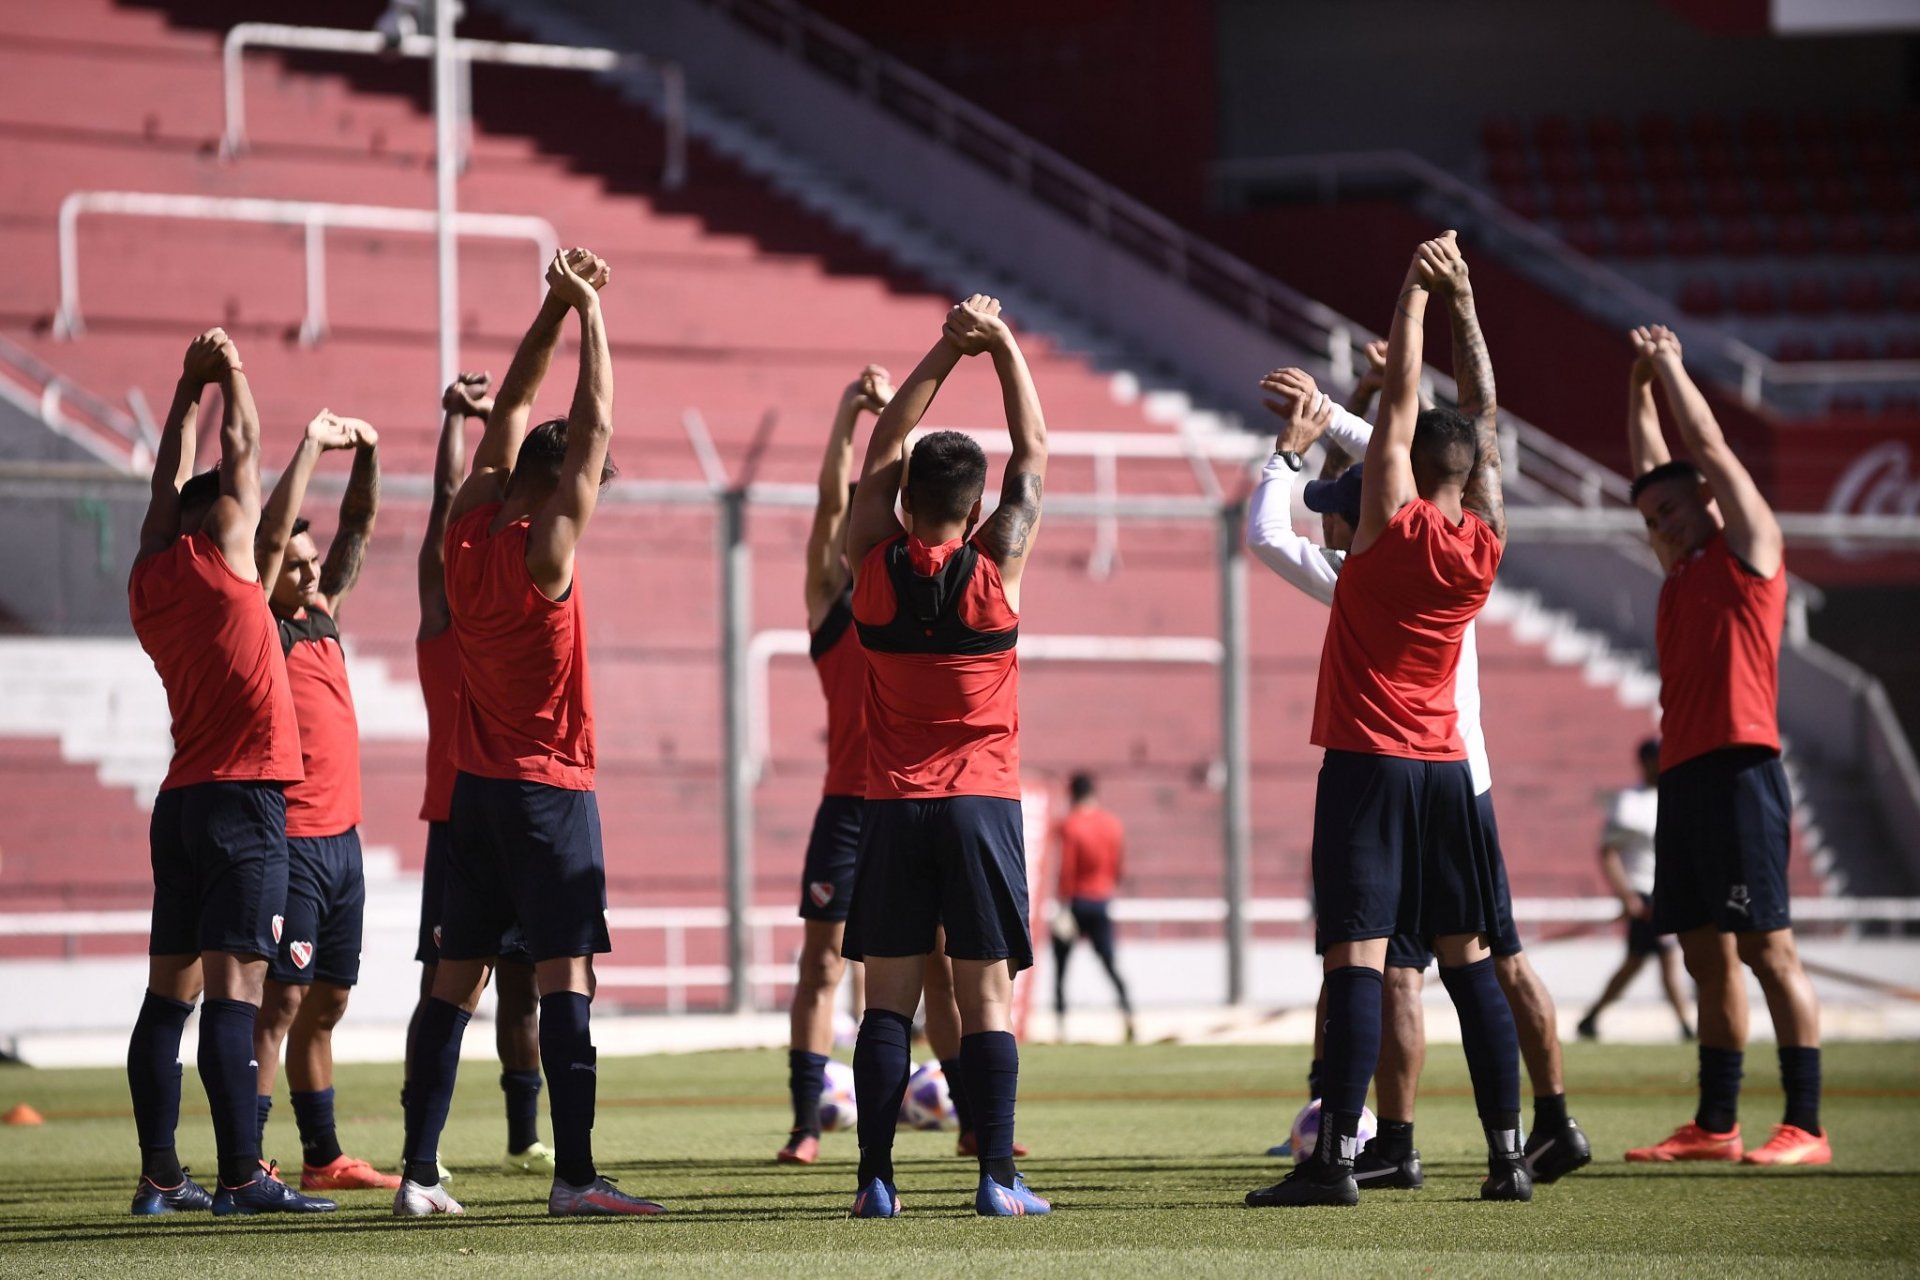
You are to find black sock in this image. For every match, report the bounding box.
[787,1050,829,1136]
[1319,966,1383,1166]
[961,1030,1020,1187]
[291,1087,342,1167]
[1306,1056,1324,1102]
[852,1009,912,1186]
[1696,1045,1744,1135]
[502,1069,544,1154]
[1439,958,1521,1132]
[1533,1091,1569,1134]
[1778,1046,1821,1135]
[255,1093,273,1146]
[402,997,472,1186]
[128,992,192,1185]
[1371,1118,1414,1160]
[197,998,263,1187]
[940,1057,972,1135]
[540,992,598,1187]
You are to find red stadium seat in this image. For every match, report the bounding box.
[1773,335,1818,362]
[1695,142,1739,181]
[1586,116,1628,151]
[1637,112,1679,150]
[1733,278,1778,314]
[1811,176,1858,215]
[1601,181,1643,219]
[1867,175,1912,213]
[1840,276,1886,314]
[1488,150,1532,185]
[1539,143,1583,184]
[1653,178,1697,218]
[1536,115,1577,150]
[1495,181,1542,221]
[1854,136,1897,175]
[1666,218,1715,256]
[1885,215,1920,254]
[1643,144,1688,181]
[1744,111,1785,147]
[1550,181,1590,220]
[1721,217,1769,255]
[1591,145,1636,184]
[1613,219,1659,258]
[1775,215,1817,256]
[1758,176,1803,217]
[1801,138,1843,178]
[1706,179,1750,218]
[1896,277,1920,313]
[1679,277,1725,315]
[1688,114,1731,149]
[1786,278,1832,316]
[1829,334,1874,362]
[1748,141,1790,180]
[1829,215,1874,254]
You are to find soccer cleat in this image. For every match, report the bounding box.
[1483,1127,1533,1202]
[974,1173,1051,1216]
[548,1175,667,1217]
[393,1178,463,1216]
[130,1169,213,1215]
[501,1142,557,1176]
[1352,1143,1424,1190]
[301,1154,403,1191]
[211,1163,337,1215]
[1625,1121,1742,1163]
[776,1132,820,1165]
[1740,1124,1832,1166]
[850,1178,902,1218]
[1245,1162,1359,1208]
[956,1131,1030,1158]
[1575,1014,1599,1042]
[1524,1117,1593,1183]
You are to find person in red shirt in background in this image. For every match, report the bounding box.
[248,406,395,1193]
[126,329,335,1216]
[405,373,552,1180]
[1050,772,1135,1044]
[1621,326,1829,1168]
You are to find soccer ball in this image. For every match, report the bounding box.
[832,1010,858,1051]
[817,1060,858,1132]
[1289,1098,1377,1163]
[900,1061,958,1131]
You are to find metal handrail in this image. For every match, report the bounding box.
[0,333,152,466]
[220,22,685,191]
[52,191,557,344]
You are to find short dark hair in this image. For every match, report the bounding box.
[507,417,618,493]
[290,517,311,539]
[1410,407,1478,483]
[906,431,988,526]
[1069,772,1095,802]
[1637,737,1661,765]
[1628,459,1704,503]
[179,468,220,512]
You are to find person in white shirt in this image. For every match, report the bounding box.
[1578,738,1695,1041]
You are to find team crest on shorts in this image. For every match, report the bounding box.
[432,925,443,948]
[289,940,314,971]
[1726,885,1751,916]
[809,881,836,909]
[272,915,284,944]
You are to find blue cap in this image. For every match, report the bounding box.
[1301,462,1364,525]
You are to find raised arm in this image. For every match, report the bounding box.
[1353,241,1437,554]
[1246,367,1341,604]
[318,419,380,617]
[846,307,970,574]
[420,374,490,638]
[806,365,891,629]
[204,340,266,580]
[1624,329,1673,478]
[1427,236,1506,544]
[256,410,358,595]
[525,252,613,601]
[135,330,225,569]
[965,300,1048,597]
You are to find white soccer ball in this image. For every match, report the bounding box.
[1290,1098,1378,1163]
[832,1010,859,1051]
[900,1061,959,1132]
[817,1060,858,1132]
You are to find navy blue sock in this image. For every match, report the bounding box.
[502,1069,544,1154]
[291,1087,342,1167]
[402,997,471,1185]
[127,992,192,1185]
[1439,959,1522,1132]
[960,1031,1020,1188]
[540,992,598,1187]
[940,1056,972,1135]
[1696,1045,1744,1135]
[255,1093,273,1146]
[1307,1056,1324,1102]
[788,1050,829,1136]
[852,1009,912,1186]
[197,998,262,1187]
[1318,966,1384,1168]
[1778,1046,1821,1135]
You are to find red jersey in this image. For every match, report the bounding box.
[444,503,595,790]
[130,532,303,791]
[417,627,461,822]
[811,592,868,798]
[853,535,1020,800]
[1655,532,1786,770]
[1312,499,1502,759]
[1056,806,1125,901]
[277,601,362,837]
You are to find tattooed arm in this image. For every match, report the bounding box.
[319,420,380,617]
[967,305,1048,607]
[1428,238,1506,545]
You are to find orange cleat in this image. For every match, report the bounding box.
[1625,1122,1743,1163]
[1740,1124,1831,1166]
[776,1132,820,1165]
[956,1131,1029,1159]
[300,1155,403,1191]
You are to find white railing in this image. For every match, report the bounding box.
[52,191,557,344]
[220,22,686,191]
[0,333,153,469]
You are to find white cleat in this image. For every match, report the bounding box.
[394,1178,464,1216]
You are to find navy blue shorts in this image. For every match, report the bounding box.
[1311,750,1502,949]
[1626,912,1669,956]
[416,821,532,966]
[1381,791,1523,969]
[1654,746,1793,935]
[148,781,289,960]
[269,829,366,987]
[442,772,612,964]
[798,794,864,923]
[844,795,1032,973]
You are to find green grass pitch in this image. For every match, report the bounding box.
[2,1041,1916,1277]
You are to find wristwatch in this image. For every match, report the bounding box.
[1274,449,1304,472]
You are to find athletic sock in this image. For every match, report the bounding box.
[940,1056,973,1136]
[1440,958,1522,1134]
[502,1069,544,1153]
[291,1087,342,1167]
[1778,1046,1821,1135]
[1533,1091,1569,1134]
[255,1093,273,1145]
[852,1009,912,1186]
[539,992,598,1187]
[197,998,263,1187]
[402,998,471,1186]
[1318,966,1383,1171]
[128,992,192,1185]
[1371,1118,1415,1161]
[1306,1056,1324,1101]
[787,1050,829,1136]
[960,1030,1020,1188]
[1695,1045,1744,1135]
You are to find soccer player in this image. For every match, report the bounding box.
[1049,772,1136,1044]
[395,247,661,1217]
[1577,738,1694,1042]
[127,329,335,1215]
[779,362,892,1165]
[841,294,1050,1218]
[1621,325,1830,1167]
[1246,233,1529,1208]
[249,406,400,1192]
[408,372,554,1177]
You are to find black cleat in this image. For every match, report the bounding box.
[1245,1162,1359,1208]
[1482,1154,1533,1202]
[1575,1014,1599,1041]
[1524,1116,1593,1184]
[1351,1142,1424,1190]
[131,1168,213,1215]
